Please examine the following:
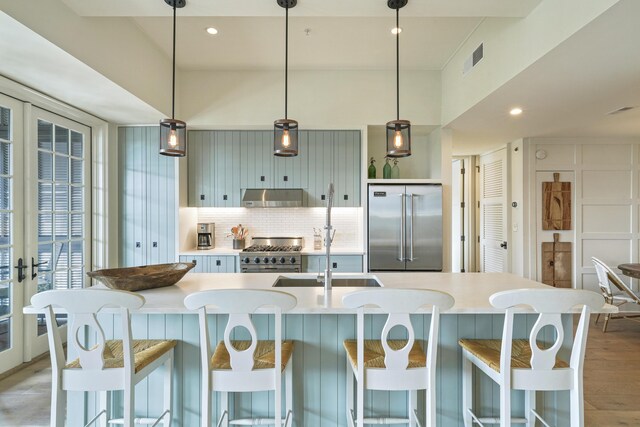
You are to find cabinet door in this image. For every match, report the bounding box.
[274,130,309,189]
[240,130,273,189]
[187,131,215,207]
[306,131,334,207]
[179,255,236,273]
[214,131,241,207]
[302,255,363,273]
[119,127,147,267]
[332,130,361,207]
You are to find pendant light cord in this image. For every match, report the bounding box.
[396,7,400,121]
[285,6,289,120]
[172,3,177,120]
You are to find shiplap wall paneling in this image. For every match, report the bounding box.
[119,126,177,267]
[274,130,309,189]
[307,131,334,207]
[333,131,361,207]
[240,131,273,189]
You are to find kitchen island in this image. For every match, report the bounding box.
[26,272,604,426]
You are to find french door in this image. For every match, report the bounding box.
[0,96,91,374]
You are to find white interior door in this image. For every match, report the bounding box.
[0,94,25,374]
[24,107,91,359]
[479,148,509,272]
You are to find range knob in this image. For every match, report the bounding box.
[243,257,250,264]
[289,257,297,264]
[271,257,277,264]
[253,257,261,264]
[279,257,286,264]
[263,257,270,264]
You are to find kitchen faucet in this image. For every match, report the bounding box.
[318,183,334,291]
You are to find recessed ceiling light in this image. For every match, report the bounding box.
[510,107,523,116]
[391,27,402,35]
[206,27,218,35]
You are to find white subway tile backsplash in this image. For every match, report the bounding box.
[196,207,363,250]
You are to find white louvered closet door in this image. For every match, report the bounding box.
[479,148,509,272]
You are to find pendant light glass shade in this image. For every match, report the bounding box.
[274,0,298,157]
[160,118,187,156]
[274,119,299,157]
[160,0,187,157]
[386,119,411,157]
[386,0,411,157]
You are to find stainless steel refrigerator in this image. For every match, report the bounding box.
[368,184,442,271]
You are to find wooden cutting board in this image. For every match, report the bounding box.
[542,173,571,230]
[541,233,572,288]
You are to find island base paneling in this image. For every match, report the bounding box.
[72,313,572,427]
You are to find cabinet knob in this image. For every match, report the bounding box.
[200,194,205,201]
[332,262,338,269]
[344,194,348,201]
[283,176,288,182]
[321,195,325,200]
[260,176,265,182]
[135,242,141,248]
[223,195,228,201]
[216,260,221,266]
[152,242,158,248]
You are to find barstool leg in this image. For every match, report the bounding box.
[202,372,211,427]
[346,357,354,427]
[461,355,472,427]
[408,390,417,427]
[99,391,110,427]
[570,377,584,427]
[426,373,436,427]
[50,378,66,427]
[525,390,535,427]
[499,385,511,427]
[164,354,173,426]
[220,392,229,427]
[285,359,293,426]
[124,381,135,427]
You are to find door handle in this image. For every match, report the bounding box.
[31,257,46,279]
[500,241,508,249]
[407,193,415,262]
[14,258,27,283]
[399,194,406,261]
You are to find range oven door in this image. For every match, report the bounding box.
[241,266,301,273]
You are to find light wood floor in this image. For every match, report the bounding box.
[0,317,638,426]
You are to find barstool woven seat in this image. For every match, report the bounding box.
[343,339,426,369]
[65,339,177,373]
[211,340,294,370]
[458,339,568,372]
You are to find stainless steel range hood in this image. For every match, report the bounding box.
[242,189,303,208]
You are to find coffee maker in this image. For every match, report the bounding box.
[197,223,214,250]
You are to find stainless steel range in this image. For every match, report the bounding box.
[240,237,303,273]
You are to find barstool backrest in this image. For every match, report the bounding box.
[184,289,297,372]
[592,257,640,304]
[342,289,454,372]
[31,289,144,374]
[490,289,604,374]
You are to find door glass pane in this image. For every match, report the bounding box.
[0,105,13,354]
[36,120,86,334]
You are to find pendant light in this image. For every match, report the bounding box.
[159,0,187,157]
[386,0,411,157]
[274,0,299,157]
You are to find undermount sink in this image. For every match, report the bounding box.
[272,276,382,288]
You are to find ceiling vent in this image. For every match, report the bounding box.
[607,106,636,115]
[463,43,483,75]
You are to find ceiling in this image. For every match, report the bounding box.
[61,0,542,18]
[448,0,640,155]
[133,16,482,71]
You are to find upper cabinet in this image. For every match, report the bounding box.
[187,129,360,207]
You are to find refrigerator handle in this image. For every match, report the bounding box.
[398,193,406,261]
[408,193,415,261]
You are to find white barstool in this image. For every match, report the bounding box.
[459,289,604,427]
[342,288,455,427]
[183,289,297,427]
[32,289,176,427]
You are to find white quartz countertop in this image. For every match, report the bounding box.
[24,272,613,315]
[179,247,365,256]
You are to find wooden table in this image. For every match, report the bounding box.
[617,263,640,279]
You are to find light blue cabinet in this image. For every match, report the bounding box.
[188,130,241,207]
[187,129,360,207]
[302,255,363,273]
[179,255,237,273]
[119,126,177,267]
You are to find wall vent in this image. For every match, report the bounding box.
[463,43,484,75]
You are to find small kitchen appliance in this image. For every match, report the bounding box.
[197,223,215,250]
[240,237,303,273]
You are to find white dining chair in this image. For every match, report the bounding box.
[342,288,455,427]
[459,288,604,427]
[31,289,176,427]
[183,289,297,427]
[592,257,640,332]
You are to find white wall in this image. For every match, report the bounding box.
[441,0,619,126]
[179,69,441,127]
[526,137,640,292]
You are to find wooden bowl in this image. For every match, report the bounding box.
[87,262,195,292]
